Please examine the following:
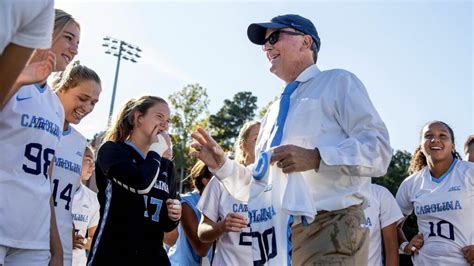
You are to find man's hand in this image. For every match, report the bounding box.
[190,128,226,170]
[462,245,474,265]
[270,145,321,174]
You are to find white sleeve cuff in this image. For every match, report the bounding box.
[209,157,232,180]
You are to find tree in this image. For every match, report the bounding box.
[168,84,210,192]
[373,150,412,196]
[209,91,258,151]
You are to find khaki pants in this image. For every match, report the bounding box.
[292,204,368,266]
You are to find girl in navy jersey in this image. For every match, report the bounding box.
[0,9,81,266]
[87,96,181,266]
[51,63,102,266]
[396,121,474,265]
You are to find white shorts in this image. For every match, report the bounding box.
[0,245,50,266]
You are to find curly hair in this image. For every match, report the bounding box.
[408,121,462,173]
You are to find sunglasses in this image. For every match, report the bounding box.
[262,30,306,46]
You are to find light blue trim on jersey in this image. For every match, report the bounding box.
[431,159,458,184]
[87,179,113,266]
[124,140,146,159]
[34,83,47,93]
[62,126,72,136]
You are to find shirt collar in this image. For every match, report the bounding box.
[295,64,321,84]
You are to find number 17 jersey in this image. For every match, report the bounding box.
[396,160,474,265]
[0,83,64,249]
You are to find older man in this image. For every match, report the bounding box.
[192,14,391,265]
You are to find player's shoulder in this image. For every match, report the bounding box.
[454,160,474,172]
[371,183,392,196]
[400,168,426,187]
[98,140,126,154]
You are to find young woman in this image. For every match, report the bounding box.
[51,62,101,266]
[168,160,214,265]
[87,96,181,266]
[396,121,474,265]
[363,183,403,266]
[0,9,80,266]
[71,146,100,266]
[196,121,260,265]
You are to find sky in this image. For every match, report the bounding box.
[56,0,473,155]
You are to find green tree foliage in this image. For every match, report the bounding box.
[209,91,257,151]
[373,150,412,196]
[168,84,210,186]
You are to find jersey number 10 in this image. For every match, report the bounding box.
[428,220,455,240]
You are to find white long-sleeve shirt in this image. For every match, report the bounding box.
[212,64,391,265]
[214,64,391,212]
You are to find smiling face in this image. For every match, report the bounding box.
[420,122,455,164]
[51,22,80,71]
[57,80,101,129]
[80,150,95,181]
[135,102,171,142]
[262,28,313,83]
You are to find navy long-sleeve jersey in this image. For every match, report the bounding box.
[87,141,179,266]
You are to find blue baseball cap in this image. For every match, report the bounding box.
[247,14,321,52]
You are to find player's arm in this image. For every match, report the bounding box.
[97,141,164,194]
[198,213,247,243]
[49,197,64,266]
[159,164,180,232]
[397,216,423,255]
[0,43,34,110]
[85,226,97,250]
[381,222,399,266]
[163,228,178,246]
[181,203,213,257]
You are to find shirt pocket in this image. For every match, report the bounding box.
[282,98,323,148]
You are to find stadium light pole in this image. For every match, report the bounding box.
[102,36,142,125]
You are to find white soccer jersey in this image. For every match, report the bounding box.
[51,126,87,266]
[0,0,54,53]
[364,184,403,266]
[396,160,474,265]
[197,177,253,266]
[0,83,64,249]
[72,184,100,266]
